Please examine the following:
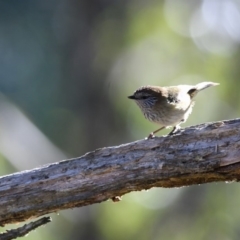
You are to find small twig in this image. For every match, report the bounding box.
[0,217,51,240]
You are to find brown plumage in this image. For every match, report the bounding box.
[128,82,219,139]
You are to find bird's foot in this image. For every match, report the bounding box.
[147,132,155,139]
[146,126,165,139]
[168,126,181,135]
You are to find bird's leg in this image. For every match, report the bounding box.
[147,126,165,139]
[168,125,181,135]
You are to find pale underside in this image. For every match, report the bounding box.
[136,86,195,127]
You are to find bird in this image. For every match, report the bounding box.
[128,82,219,139]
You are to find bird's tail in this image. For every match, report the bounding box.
[188,82,219,98]
[195,82,219,91]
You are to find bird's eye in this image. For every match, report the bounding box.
[141,96,148,99]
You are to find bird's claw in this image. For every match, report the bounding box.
[168,126,181,135]
[147,132,155,139]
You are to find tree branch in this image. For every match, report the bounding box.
[0,118,240,226]
[0,217,51,240]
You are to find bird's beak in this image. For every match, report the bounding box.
[128,95,136,100]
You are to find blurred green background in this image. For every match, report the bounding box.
[0,0,239,239]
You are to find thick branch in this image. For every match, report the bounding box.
[0,118,240,226]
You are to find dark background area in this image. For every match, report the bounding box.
[0,0,240,239]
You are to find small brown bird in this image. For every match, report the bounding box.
[128,82,219,139]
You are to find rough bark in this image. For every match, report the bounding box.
[0,118,240,227]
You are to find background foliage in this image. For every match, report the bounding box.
[0,0,239,239]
